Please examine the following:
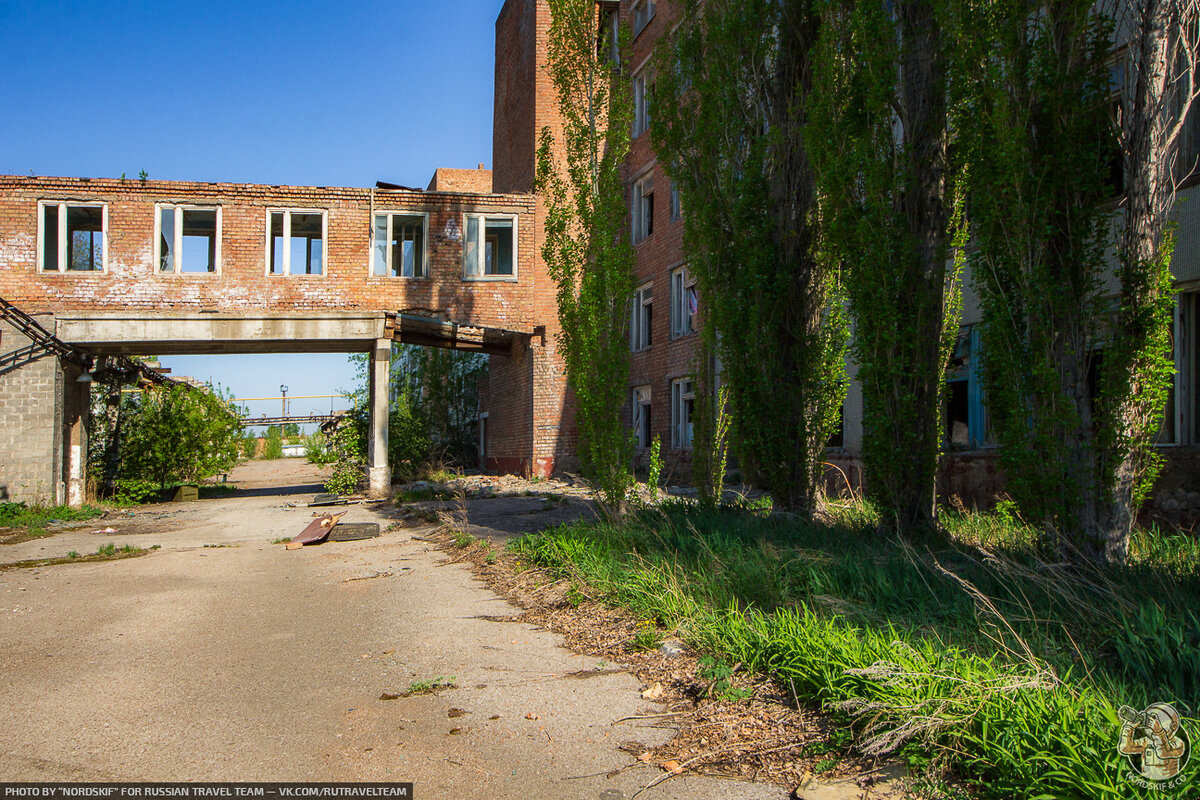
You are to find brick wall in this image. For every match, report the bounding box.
[0,318,65,504]
[426,168,494,194]
[0,176,537,333]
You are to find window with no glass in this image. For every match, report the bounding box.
[157,206,220,273]
[39,202,106,272]
[269,210,325,276]
[373,213,427,278]
[464,214,516,278]
[671,378,694,449]
[670,265,697,337]
[632,0,656,37]
[632,174,654,244]
[631,283,653,352]
[632,386,652,450]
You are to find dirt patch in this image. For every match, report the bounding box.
[429,529,917,799]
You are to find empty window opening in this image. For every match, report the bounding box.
[671,378,694,449]
[945,379,970,448]
[373,213,427,278]
[40,202,105,272]
[270,210,325,275]
[633,175,654,244]
[631,283,653,352]
[632,386,652,449]
[827,405,845,448]
[464,214,516,278]
[670,266,697,338]
[158,206,219,273]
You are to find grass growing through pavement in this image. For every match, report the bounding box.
[1,542,154,571]
[511,500,1200,799]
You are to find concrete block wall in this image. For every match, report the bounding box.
[0,318,64,504]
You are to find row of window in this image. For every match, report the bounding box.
[631,265,697,352]
[36,201,517,280]
[632,377,694,451]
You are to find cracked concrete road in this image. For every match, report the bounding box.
[0,461,784,800]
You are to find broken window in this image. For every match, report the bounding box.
[631,283,652,352]
[670,266,697,338]
[269,210,325,275]
[632,174,654,244]
[633,69,653,137]
[600,5,620,65]
[671,378,694,449]
[669,181,681,222]
[373,212,427,278]
[632,386,652,449]
[632,0,656,37]
[464,214,516,278]
[157,205,219,273]
[39,201,106,272]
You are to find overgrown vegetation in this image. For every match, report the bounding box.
[0,502,104,534]
[535,0,637,510]
[808,0,962,531]
[89,381,242,496]
[513,505,1198,797]
[654,0,848,516]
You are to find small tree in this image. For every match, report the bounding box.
[535,0,637,509]
[116,383,242,489]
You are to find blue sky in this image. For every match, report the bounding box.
[2,0,504,421]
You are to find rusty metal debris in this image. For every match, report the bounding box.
[287,512,346,548]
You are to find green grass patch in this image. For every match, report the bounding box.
[0,502,105,537]
[1,541,151,571]
[510,501,1200,799]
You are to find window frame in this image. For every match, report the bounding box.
[632,385,652,450]
[633,69,653,138]
[632,0,656,38]
[671,377,694,449]
[631,282,653,352]
[632,172,654,244]
[670,265,697,338]
[265,208,328,277]
[154,203,222,275]
[462,212,519,281]
[37,200,108,274]
[669,180,681,222]
[371,210,430,279]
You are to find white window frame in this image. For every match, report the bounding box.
[633,70,652,137]
[671,378,694,449]
[463,212,519,281]
[632,173,654,244]
[372,211,429,278]
[154,204,222,275]
[632,0,656,37]
[632,385,652,450]
[670,265,697,338]
[631,282,653,352]
[37,200,108,273]
[265,208,328,277]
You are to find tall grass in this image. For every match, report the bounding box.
[511,502,1200,798]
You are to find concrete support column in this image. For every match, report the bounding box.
[65,368,90,508]
[367,338,391,497]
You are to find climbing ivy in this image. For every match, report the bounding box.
[807,0,963,532]
[535,0,637,510]
[653,0,848,516]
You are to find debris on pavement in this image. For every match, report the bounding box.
[287,512,346,548]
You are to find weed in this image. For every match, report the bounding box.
[96,543,116,557]
[66,551,80,559]
[813,758,838,774]
[628,620,663,652]
[406,675,456,696]
[0,502,104,532]
[271,537,291,545]
[697,655,752,701]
